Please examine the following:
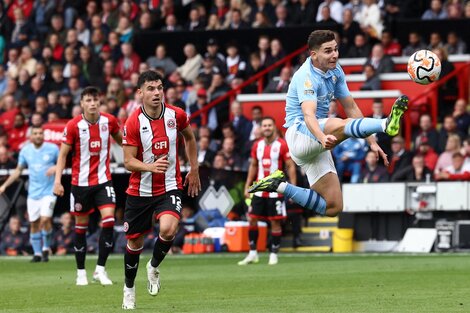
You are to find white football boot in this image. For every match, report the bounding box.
[146,260,161,296]
[237,251,259,265]
[93,269,113,285]
[122,286,136,310]
[76,269,89,286]
[268,253,278,265]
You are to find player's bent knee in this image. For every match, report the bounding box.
[325,201,343,217]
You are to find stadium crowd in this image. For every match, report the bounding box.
[0,0,469,256]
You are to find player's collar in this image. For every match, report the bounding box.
[82,113,100,125]
[141,103,165,120]
[309,57,333,78]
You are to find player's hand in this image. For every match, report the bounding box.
[321,134,337,150]
[244,188,251,199]
[53,182,64,197]
[148,155,170,174]
[0,185,5,195]
[184,168,201,197]
[370,142,389,166]
[46,167,55,177]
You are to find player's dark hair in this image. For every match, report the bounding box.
[308,30,336,51]
[30,124,43,131]
[137,70,164,88]
[80,86,101,100]
[261,116,275,124]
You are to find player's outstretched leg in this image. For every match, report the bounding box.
[248,170,327,216]
[238,224,259,265]
[342,95,409,138]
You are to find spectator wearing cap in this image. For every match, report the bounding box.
[115,42,141,82]
[197,56,220,89]
[146,44,178,77]
[205,38,227,75]
[177,43,203,83]
[189,88,218,132]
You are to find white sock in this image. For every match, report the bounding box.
[95,265,105,273]
[381,118,387,131]
[277,182,287,193]
[77,269,87,276]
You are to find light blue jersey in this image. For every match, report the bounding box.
[18,142,59,200]
[284,57,351,129]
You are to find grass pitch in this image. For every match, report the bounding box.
[0,253,469,313]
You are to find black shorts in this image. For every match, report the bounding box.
[248,195,286,221]
[70,181,116,216]
[124,190,183,239]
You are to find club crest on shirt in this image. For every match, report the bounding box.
[43,154,50,161]
[167,118,176,129]
[101,124,108,132]
[304,78,312,89]
[74,203,82,212]
[332,76,337,84]
[123,222,129,232]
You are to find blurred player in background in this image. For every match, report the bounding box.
[239,117,296,266]
[0,126,58,262]
[54,86,123,286]
[249,30,408,218]
[121,71,200,310]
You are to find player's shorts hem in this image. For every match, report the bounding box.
[247,213,268,220]
[98,203,116,211]
[71,209,95,216]
[125,228,152,239]
[156,211,181,220]
[267,216,287,221]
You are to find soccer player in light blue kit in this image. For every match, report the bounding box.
[0,125,59,262]
[249,30,408,217]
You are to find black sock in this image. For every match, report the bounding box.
[271,230,282,254]
[124,245,142,288]
[97,227,114,266]
[150,235,173,268]
[74,228,87,270]
[248,226,258,251]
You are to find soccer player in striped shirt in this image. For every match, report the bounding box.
[54,86,123,286]
[121,71,200,310]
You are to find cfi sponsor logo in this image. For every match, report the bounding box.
[123,222,129,232]
[167,118,176,129]
[74,203,83,212]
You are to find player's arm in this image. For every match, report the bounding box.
[112,130,123,146]
[123,145,169,173]
[180,126,201,197]
[0,165,25,194]
[301,100,336,149]
[54,143,72,196]
[244,157,259,198]
[285,159,297,186]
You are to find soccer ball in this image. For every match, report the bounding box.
[407,50,441,85]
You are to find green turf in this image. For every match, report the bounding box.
[0,253,469,313]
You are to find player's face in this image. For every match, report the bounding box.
[80,94,100,115]
[30,128,44,146]
[139,80,164,109]
[311,40,338,72]
[261,119,275,139]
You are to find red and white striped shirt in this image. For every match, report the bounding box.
[251,137,290,198]
[123,104,189,197]
[62,113,119,187]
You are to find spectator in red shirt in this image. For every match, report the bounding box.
[115,42,141,83]
[381,30,402,56]
[435,152,470,181]
[8,113,29,154]
[417,139,439,171]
